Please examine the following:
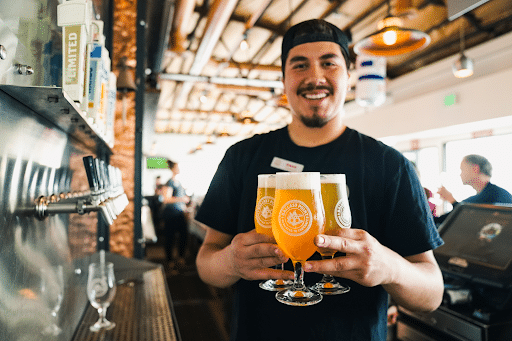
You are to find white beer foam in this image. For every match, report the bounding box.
[258,174,276,188]
[276,172,321,190]
[320,174,346,184]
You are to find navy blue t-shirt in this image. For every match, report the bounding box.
[195,127,443,341]
[462,182,512,205]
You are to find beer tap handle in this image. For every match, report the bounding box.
[82,156,99,192]
[108,165,117,191]
[94,158,104,192]
[116,168,124,191]
[100,160,111,194]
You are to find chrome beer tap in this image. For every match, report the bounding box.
[94,159,117,221]
[15,156,120,225]
[83,156,115,225]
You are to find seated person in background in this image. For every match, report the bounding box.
[424,187,437,217]
[435,154,512,225]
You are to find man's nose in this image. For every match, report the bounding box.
[304,64,327,86]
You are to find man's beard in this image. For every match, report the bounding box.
[298,107,330,128]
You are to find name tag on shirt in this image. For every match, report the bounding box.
[271,157,304,172]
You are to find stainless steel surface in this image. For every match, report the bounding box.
[0,45,6,60]
[0,0,62,87]
[0,80,100,340]
[0,85,112,153]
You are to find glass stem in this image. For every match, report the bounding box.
[98,307,106,323]
[321,255,335,283]
[293,261,305,290]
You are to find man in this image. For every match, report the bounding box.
[195,19,444,340]
[436,154,512,225]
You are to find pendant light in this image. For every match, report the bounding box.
[452,22,473,78]
[353,0,430,57]
[116,57,136,125]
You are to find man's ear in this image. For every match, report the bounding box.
[472,164,481,174]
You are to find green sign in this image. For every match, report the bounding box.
[444,93,457,107]
[147,157,167,169]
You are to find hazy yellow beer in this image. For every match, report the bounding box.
[272,172,325,263]
[255,174,292,291]
[309,174,351,295]
[319,174,352,257]
[254,174,276,238]
[273,172,325,306]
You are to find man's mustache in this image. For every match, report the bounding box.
[297,84,332,94]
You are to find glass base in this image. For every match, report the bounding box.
[90,320,116,332]
[275,288,322,306]
[309,281,350,295]
[42,324,62,336]
[259,279,293,292]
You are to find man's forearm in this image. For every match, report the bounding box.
[196,242,240,288]
[383,252,444,312]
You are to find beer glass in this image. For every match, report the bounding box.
[87,262,117,332]
[310,174,352,295]
[272,172,325,306]
[254,174,292,291]
[40,265,64,336]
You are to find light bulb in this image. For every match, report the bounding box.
[240,39,249,51]
[383,30,397,45]
[452,54,474,78]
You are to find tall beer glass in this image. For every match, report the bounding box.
[254,174,292,291]
[272,172,325,306]
[310,174,352,295]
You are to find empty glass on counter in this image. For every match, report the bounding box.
[40,265,65,336]
[87,262,117,332]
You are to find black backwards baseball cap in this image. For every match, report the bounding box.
[281,19,351,75]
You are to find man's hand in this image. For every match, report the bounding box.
[304,228,397,287]
[303,228,444,312]
[227,230,292,282]
[437,186,455,204]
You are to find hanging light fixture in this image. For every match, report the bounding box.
[116,57,136,126]
[452,22,473,78]
[239,32,249,51]
[353,0,430,57]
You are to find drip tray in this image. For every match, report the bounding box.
[72,268,179,340]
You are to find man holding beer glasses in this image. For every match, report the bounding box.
[195,19,444,341]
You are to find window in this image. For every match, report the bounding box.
[444,134,512,202]
[403,147,440,196]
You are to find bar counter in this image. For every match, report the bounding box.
[72,253,181,341]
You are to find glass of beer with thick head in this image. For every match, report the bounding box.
[272,172,325,306]
[254,174,292,291]
[310,174,352,295]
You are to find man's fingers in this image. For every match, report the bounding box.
[315,234,360,254]
[304,255,358,275]
[254,268,294,281]
[239,229,275,246]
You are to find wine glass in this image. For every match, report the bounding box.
[40,265,64,336]
[272,172,325,306]
[87,262,117,332]
[254,174,292,291]
[309,174,352,295]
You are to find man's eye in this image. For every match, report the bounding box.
[292,63,307,69]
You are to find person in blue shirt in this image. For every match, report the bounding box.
[436,154,512,225]
[162,160,190,270]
